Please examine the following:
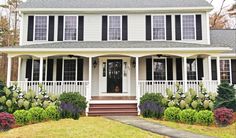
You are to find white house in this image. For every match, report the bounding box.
[0,0,235,116]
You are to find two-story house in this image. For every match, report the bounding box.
[0,0,236,116]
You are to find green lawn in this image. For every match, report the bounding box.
[0,117,163,138]
[145,118,236,138]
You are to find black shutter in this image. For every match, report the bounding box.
[56,59,62,81]
[196,15,202,40]
[146,15,152,40]
[231,59,236,84]
[211,59,217,80]
[48,16,55,41]
[78,16,84,41]
[167,58,173,80]
[57,16,64,41]
[197,58,204,80]
[146,58,152,80]
[175,15,181,40]
[102,16,107,41]
[77,59,84,81]
[47,59,54,81]
[176,58,182,80]
[122,16,128,41]
[166,15,172,40]
[27,16,34,41]
[26,59,32,81]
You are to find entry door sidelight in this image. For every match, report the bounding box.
[107,60,123,93]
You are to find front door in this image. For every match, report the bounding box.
[107,60,123,93]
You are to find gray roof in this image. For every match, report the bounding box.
[19,0,212,9]
[210,29,236,53]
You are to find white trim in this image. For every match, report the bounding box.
[107,15,122,41]
[181,14,196,41]
[90,100,137,104]
[151,15,166,41]
[18,7,214,12]
[33,15,49,42]
[63,15,79,41]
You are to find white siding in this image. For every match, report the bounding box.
[128,14,145,41]
[84,14,102,41]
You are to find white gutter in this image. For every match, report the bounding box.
[0,47,232,53]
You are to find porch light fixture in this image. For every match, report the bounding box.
[93,60,98,68]
[132,59,136,68]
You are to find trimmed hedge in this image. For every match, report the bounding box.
[28,107,46,123]
[13,110,30,125]
[179,109,197,124]
[195,110,214,126]
[44,106,60,121]
[164,107,181,122]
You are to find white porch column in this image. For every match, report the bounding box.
[88,57,92,100]
[183,56,188,92]
[208,56,212,80]
[135,57,140,115]
[7,56,12,87]
[17,57,21,81]
[216,56,221,85]
[39,57,44,82]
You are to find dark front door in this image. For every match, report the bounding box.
[107,60,123,93]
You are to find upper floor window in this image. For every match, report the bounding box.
[220,60,231,83]
[64,16,78,41]
[152,15,166,40]
[34,16,48,41]
[108,16,121,40]
[182,15,196,40]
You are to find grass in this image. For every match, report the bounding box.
[145,118,236,138]
[0,117,163,138]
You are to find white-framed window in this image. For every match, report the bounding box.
[152,15,166,40]
[64,16,78,41]
[182,15,196,40]
[34,16,48,41]
[220,59,231,83]
[108,16,122,41]
[152,57,167,80]
[187,59,198,80]
[62,58,77,81]
[31,59,47,81]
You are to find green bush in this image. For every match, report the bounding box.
[44,106,60,121]
[164,107,181,122]
[13,110,30,125]
[195,110,214,126]
[140,93,164,105]
[59,92,87,113]
[179,109,197,124]
[28,107,46,123]
[214,82,236,112]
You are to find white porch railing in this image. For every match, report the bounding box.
[10,81,89,96]
[138,80,218,97]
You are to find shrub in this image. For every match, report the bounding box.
[164,83,216,111]
[59,92,87,114]
[28,107,46,123]
[195,110,214,126]
[59,102,80,120]
[140,93,164,105]
[164,107,181,122]
[139,101,165,119]
[214,107,233,126]
[44,106,60,121]
[179,109,197,124]
[0,112,15,131]
[214,82,236,112]
[13,110,30,125]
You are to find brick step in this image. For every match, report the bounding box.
[89,107,137,112]
[88,111,138,116]
[89,103,137,108]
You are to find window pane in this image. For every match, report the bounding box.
[182,15,195,40]
[109,16,121,40]
[64,16,77,40]
[35,16,47,40]
[187,59,197,80]
[33,60,40,81]
[153,59,166,80]
[64,60,76,81]
[220,60,230,83]
[153,16,165,40]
